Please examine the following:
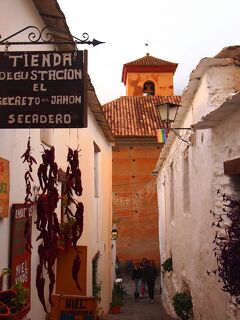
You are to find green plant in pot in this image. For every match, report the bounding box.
[111,283,125,314]
[112,282,127,302]
[172,292,193,320]
[59,217,80,248]
[10,281,30,312]
[111,295,122,314]
[0,281,30,319]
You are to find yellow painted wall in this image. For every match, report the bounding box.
[126,72,174,96]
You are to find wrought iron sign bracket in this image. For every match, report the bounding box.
[0,26,105,47]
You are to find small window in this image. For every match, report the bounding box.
[143,81,155,96]
[94,142,101,198]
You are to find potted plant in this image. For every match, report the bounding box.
[110,282,126,314]
[0,301,11,318]
[59,217,80,249]
[0,281,30,320]
[110,295,122,314]
[172,291,193,320]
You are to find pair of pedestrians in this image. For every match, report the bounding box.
[132,259,158,303]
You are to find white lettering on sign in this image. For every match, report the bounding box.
[51,96,81,104]
[0,69,82,81]
[8,114,72,125]
[8,52,73,67]
[15,261,28,283]
[0,96,81,106]
[15,206,33,219]
[0,96,40,106]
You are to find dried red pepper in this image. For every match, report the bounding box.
[72,253,82,292]
[35,145,61,312]
[21,137,37,253]
[63,147,84,291]
[22,142,85,311]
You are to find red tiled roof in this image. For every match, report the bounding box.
[122,54,178,84]
[102,96,181,137]
[124,54,178,67]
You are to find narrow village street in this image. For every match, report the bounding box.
[105,274,176,320]
[0,1,240,320]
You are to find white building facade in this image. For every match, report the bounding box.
[156,47,240,320]
[0,1,114,319]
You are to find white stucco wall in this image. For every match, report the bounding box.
[54,108,113,313]
[0,1,54,320]
[0,0,113,318]
[157,58,240,320]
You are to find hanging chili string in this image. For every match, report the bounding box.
[63,146,84,291]
[35,145,61,312]
[21,136,37,253]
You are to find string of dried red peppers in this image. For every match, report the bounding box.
[63,147,84,292]
[21,136,37,253]
[21,142,84,312]
[35,145,61,312]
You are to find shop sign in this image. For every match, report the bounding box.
[0,51,87,128]
[0,157,9,218]
[49,294,96,320]
[10,203,32,299]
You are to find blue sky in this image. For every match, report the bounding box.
[58,0,240,104]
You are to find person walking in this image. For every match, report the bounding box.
[143,260,158,303]
[131,262,143,301]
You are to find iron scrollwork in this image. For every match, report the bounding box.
[0,25,105,47]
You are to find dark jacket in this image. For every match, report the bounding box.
[132,266,142,280]
[143,263,157,282]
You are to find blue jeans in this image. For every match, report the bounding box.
[135,278,141,293]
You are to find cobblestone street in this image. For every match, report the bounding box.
[104,275,176,320]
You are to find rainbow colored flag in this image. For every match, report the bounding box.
[156,129,167,143]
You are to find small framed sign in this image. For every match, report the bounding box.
[9,203,32,302]
[49,294,96,320]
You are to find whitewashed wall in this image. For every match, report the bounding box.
[54,108,113,313]
[0,1,53,320]
[0,0,113,318]
[157,59,240,319]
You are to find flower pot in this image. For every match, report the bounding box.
[10,303,30,320]
[0,290,30,320]
[0,290,16,308]
[111,305,121,314]
[0,301,11,319]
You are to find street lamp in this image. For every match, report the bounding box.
[111,228,118,240]
[157,102,180,127]
[156,102,192,145]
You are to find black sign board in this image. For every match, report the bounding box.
[0,50,87,128]
[10,204,32,301]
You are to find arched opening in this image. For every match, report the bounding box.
[143,81,155,96]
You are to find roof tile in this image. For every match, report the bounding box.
[102,96,181,137]
[124,54,177,67]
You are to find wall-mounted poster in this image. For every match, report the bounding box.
[0,157,9,218]
[10,203,32,302]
